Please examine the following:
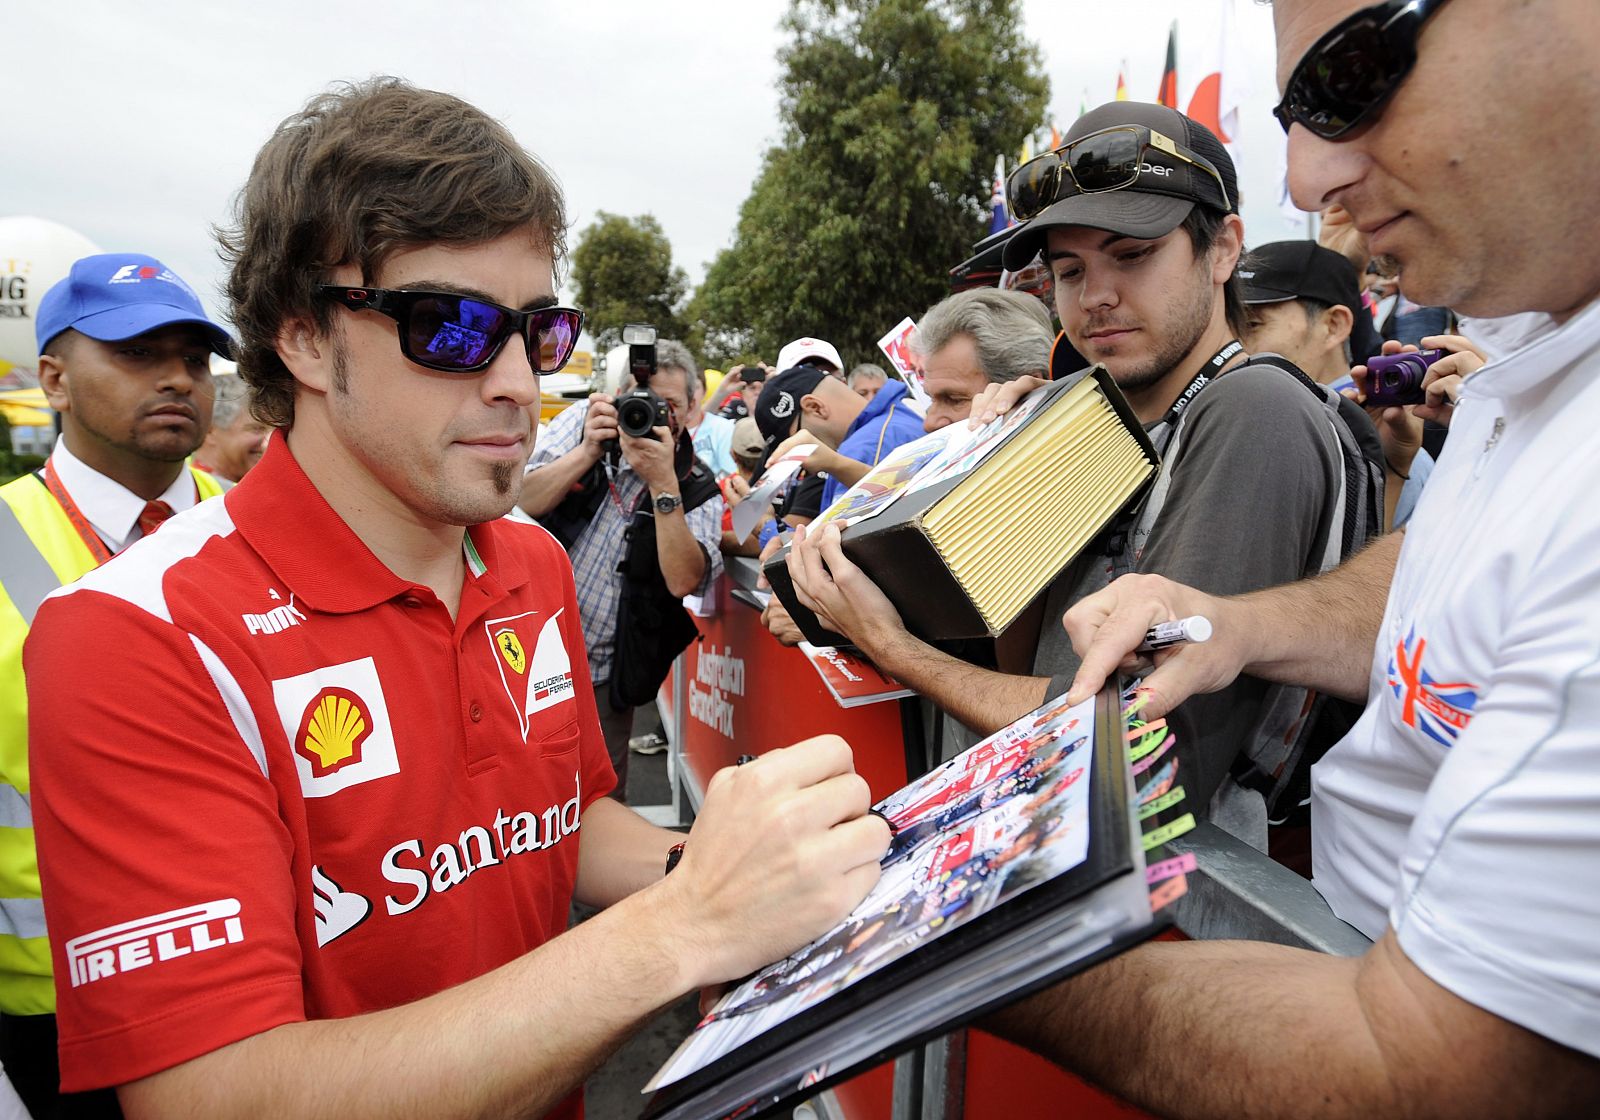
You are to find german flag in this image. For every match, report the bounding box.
[1157,22,1179,109]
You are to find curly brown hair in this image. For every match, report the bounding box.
[217,77,568,427]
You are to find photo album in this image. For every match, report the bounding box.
[641,683,1194,1120]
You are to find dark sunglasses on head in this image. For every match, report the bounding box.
[318,285,584,374]
[1006,125,1232,224]
[1273,0,1451,140]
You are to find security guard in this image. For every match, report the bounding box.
[0,253,229,1118]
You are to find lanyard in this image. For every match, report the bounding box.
[40,461,115,565]
[1155,339,1245,431]
[39,461,196,562]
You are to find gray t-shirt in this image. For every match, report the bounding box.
[1033,363,1343,810]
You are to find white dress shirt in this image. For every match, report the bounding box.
[48,435,200,553]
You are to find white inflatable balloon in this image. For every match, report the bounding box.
[599,343,631,395]
[0,217,101,370]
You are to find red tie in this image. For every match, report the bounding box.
[137,500,175,540]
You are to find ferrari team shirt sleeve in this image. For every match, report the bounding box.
[1389,510,1600,1059]
[26,591,306,1091]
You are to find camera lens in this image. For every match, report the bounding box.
[617,393,660,438]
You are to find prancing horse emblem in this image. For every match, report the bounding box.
[495,628,527,675]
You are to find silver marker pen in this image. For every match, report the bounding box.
[1137,615,1212,653]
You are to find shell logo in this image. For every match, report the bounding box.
[494,628,527,675]
[295,688,372,776]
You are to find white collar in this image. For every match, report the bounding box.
[1460,295,1600,404]
[49,436,199,552]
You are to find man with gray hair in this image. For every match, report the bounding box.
[914,287,1053,432]
[846,363,888,403]
[194,373,271,483]
[521,338,724,797]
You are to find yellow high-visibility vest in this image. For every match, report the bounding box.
[0,466,224,1014]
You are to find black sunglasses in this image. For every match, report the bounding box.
[1273,0,1452,140]
[318,285,584,374]
[1006,125,1232,224]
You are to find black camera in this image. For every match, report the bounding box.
[616,388,670,439]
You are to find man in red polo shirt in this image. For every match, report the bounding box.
[24,78,887,1119]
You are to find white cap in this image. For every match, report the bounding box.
[776,336,843,374]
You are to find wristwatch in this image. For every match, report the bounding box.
[653,491,683,515]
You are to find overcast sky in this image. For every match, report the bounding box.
[6,0,1298,338]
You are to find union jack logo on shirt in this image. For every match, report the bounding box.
[1387,628,1480,747]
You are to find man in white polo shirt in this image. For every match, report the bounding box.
[962,0,1600,1115]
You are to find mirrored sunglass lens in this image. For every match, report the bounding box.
[1291,19,1402,135]
[533,310,579,372]
[408,296,507,369]
[1069,130,1142,191]
[1009,156,1059,219]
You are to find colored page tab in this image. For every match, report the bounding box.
[1136,758,1179,804]
[1127,727,1169,763]
[1148,874,1188,911]
[1137,786,1186,820]
[1145,851,1198,885]
[1131,736,1175,777]
[1142,812,1197,852]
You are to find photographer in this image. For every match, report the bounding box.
[712,362,767,420]
[520,338,723,798]
[1348,334,1484,528]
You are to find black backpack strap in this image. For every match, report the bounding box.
[1232,351,1325,402]
[679,459,721,514]
[1212,354,1386,822]
[534,458,609,551]
[1234,352,1385,554]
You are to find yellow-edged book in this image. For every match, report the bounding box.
[765,365,1158,645]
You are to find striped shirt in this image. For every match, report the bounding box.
[528,401,723,684]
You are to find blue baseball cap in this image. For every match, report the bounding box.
[35,253,232,357]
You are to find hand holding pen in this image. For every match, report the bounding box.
[1136,616,1212,653]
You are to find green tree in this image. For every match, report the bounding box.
[569,212,689,350]
[691,0,1048,365]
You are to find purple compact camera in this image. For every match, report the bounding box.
[1364,348,1446,408]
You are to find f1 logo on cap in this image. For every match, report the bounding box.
[109,264,163,284]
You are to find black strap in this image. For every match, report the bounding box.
[1155,339,1245,430]
[534,458,610,551]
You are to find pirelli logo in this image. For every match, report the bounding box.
[65,899,244,988]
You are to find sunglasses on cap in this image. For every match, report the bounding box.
[1272,0,1451,140]
[318,286,584,374]
[1006,125,1232,224]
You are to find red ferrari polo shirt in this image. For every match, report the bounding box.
[26,435,615,1106]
